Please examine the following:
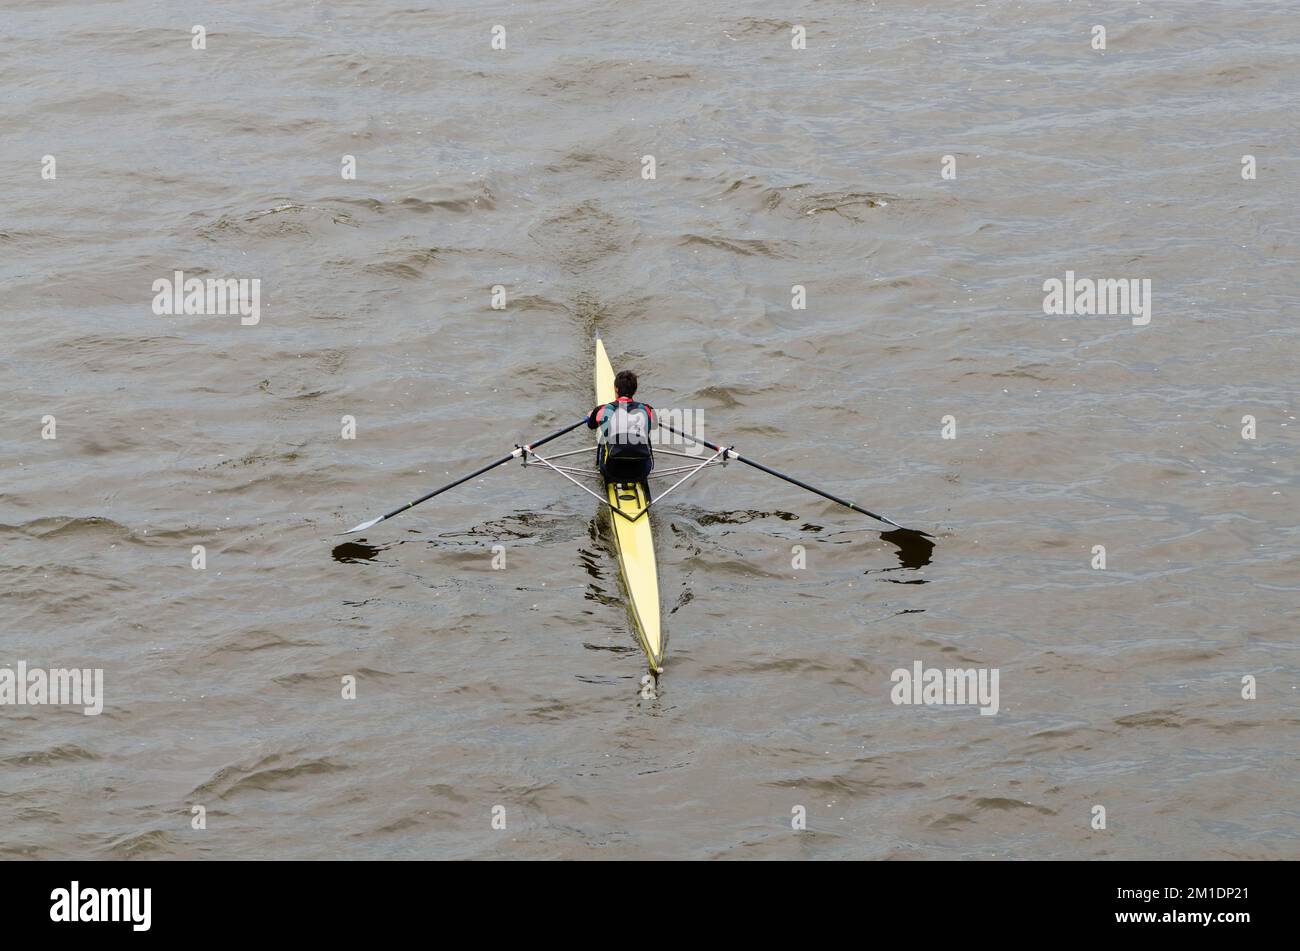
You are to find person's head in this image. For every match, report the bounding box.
[614,370,638,398]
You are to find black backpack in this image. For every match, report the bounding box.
[600,402,652,461]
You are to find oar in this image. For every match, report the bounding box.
[658,422,931,537]
[340,417,590,535]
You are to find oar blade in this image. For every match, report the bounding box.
[339,515,384,536]
[876,513,930,535]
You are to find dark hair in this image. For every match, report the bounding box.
[614,370,638,397]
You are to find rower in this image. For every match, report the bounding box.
[588,369,655,492]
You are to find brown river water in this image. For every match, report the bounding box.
[2,1,1297,859]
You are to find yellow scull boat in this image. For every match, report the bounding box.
[341,336,928,676]
[594,333,663,672]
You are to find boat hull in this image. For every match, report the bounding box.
[594,336,663,671]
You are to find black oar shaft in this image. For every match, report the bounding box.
[345,417,588,533]
[378,453,513,521]
[659,422,919,533]
[392,417,587,516]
